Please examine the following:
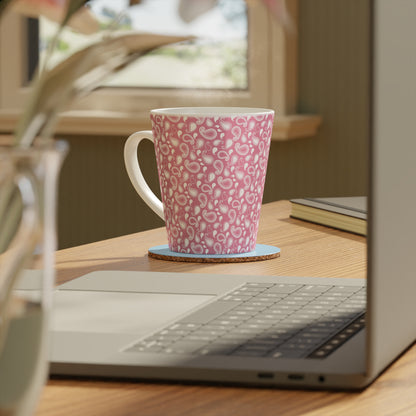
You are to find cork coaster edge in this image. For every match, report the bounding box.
[148,244,280,263]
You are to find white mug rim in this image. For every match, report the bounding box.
[150,107,274,117]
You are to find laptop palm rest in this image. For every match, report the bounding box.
[52,290,213,336]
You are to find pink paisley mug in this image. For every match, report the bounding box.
[124,107,274,255]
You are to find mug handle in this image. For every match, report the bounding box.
[124,131,164,220]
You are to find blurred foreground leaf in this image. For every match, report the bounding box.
[15,32,191,146]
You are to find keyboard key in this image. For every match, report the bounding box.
[261,293,287,299]
[297,285,331,293]
[266,284,302,294]
[179,301,242,324]
[326,286,361,293]
[245,282,274,288]
[196,344,238,356]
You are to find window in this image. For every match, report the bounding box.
[38,0,249,90]
[0,0,321,139]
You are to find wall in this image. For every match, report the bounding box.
[57,0,371,249]
[263,0,370,202]
[58,136,164,249]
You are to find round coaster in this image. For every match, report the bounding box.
[148,244,280,263]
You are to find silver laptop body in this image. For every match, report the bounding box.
[19,0,416,389]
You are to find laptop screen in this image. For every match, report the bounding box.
[367,0,416,376]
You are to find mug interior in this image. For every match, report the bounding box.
[150,107,274,117]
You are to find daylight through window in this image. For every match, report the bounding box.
[38,0,248,90]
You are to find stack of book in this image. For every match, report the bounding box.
[290,197,367,236]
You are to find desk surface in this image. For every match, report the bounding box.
[36,201,416,416]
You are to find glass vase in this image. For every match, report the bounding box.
[0,140,67,416]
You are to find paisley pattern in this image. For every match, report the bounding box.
[151,112,274,254]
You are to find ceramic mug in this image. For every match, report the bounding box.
[124,107,274,255]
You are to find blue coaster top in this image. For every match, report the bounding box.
[148,244,280,263]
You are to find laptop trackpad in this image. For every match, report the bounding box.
[52,290,213,337]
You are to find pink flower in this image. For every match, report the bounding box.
[11,0,68,20]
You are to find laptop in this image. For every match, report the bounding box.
[18,0,416,389]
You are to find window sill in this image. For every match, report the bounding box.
[0,110,321,141]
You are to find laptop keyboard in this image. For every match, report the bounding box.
[125,282,366,359]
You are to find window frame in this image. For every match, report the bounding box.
[0,0,321,140]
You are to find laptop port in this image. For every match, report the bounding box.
[257,372,274,379]
[287,374,304,381]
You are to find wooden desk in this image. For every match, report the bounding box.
[36,201,416,416]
